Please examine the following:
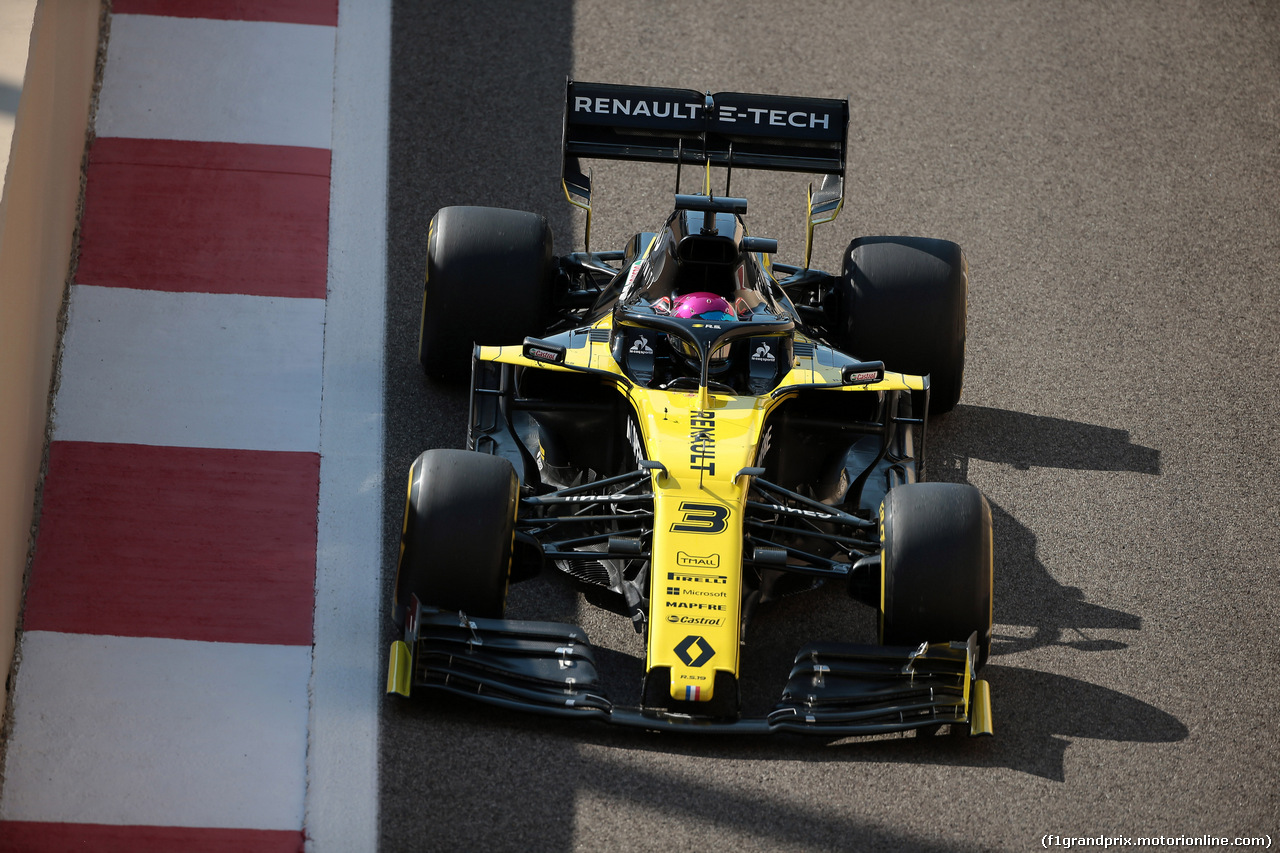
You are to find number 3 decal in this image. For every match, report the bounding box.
[670,501,729,534]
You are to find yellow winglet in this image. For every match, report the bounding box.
[387,640,413,698]
[969,678,993,736]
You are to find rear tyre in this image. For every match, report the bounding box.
[879,482,993,666]
[393,449,518,624]
[834,236,967,414]
[419,206,555,381]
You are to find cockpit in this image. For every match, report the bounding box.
[610,195,796,395]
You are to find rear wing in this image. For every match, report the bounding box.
[562,81,848,261]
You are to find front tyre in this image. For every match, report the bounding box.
[393,449,518,624]
[880,482,993,666]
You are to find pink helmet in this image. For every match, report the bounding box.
[672,292,736,321]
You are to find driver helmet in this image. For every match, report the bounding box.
[672,292,736,321]
[669,292,737,366]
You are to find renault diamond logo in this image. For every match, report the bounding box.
[674,635,715,667]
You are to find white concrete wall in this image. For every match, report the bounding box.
[0,0,101,721]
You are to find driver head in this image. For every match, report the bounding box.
[667,292,737,373]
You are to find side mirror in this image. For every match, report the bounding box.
[523,337,567,365]
[841,361,884,385]
[739,236,778,255]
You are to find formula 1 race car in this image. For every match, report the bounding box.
[387,81,994,736]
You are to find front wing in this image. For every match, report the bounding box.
[388,602,993,737]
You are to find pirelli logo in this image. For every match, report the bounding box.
[668,571,727,585]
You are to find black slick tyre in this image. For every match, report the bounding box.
[835,236,967,414]
[393,449,518,624]
[419,206,554,381]
[879,482,993,666]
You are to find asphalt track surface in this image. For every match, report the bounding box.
[380,3,1279,850]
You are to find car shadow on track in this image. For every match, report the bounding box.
[989,499,1141,655]
[929,404,1158,655]
[929,403,1161,475]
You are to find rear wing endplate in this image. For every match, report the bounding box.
[562,81,848,261]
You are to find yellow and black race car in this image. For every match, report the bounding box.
[387,81,994,736]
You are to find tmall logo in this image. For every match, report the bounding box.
[676,551,720,569]
[674,635,715,667]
